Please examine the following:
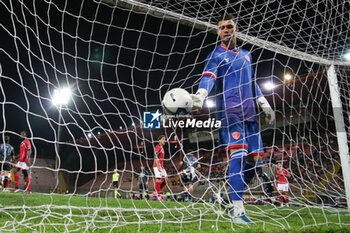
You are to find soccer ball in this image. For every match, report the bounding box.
[162,88,193,115]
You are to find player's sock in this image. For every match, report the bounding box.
[279,194,284,204]
[229,149,247,202]
[3,177,8,189]
[285,195,289,204]
[14,173,19,189]
[156,181,161,197]
[114,190,117,198]
[25,177,31,191]
[6,179,11,188]
[160,180,166,190]
[244,160,263,185]
[231,200,245,216]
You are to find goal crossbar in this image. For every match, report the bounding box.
[103,0,348,66]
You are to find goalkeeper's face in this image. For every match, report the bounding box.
[217,20,236,45]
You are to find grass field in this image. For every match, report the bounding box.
[0,192,349,233]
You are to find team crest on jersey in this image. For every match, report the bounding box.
[245,55,250,62]
[232,132,240,140]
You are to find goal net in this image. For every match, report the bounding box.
[0,0,349,231]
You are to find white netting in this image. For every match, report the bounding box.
[0,0,349,232]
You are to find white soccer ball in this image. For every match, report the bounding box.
[162,88,193,115]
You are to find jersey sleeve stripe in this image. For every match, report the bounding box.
[250,152,264,156]
[218,144,248,153]
[202,72,216,80]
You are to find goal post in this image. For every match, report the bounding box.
[327,65,350,211]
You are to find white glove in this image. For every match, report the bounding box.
[190,88,208,110]
[257,96,275,124]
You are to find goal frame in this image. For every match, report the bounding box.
[103,0,350,210]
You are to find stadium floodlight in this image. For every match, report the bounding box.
[344,52,350,61]
[206,99,215,108]
[263,81,275,90]
[52,87,72,106]
[284,73,292,81]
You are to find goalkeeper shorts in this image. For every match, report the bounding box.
[219,118,264,156]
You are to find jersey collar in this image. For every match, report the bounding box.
[220,46,240,54]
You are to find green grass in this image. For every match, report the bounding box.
[0,192,349,232]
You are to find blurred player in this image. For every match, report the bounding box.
[138,166,149,200]
[14,131,32,192]
[259,171,274,204]
[275,161,291,206]
[191,14,275,224]
[112,169,121,199]
[179,152,201,202]
[0,136,14,190]
[152,135,167,201]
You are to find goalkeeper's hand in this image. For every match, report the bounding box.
[190,88,208,110]
[257,96,275,124]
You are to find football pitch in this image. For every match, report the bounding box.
[0,192,349,233]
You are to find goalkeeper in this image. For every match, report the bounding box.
[191,14,275,224]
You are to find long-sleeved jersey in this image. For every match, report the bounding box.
[198,46,263,122]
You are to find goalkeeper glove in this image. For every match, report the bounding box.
[190,88,208,110]
[257,96,275,124]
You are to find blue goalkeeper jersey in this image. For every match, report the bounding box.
[198,46,263,122]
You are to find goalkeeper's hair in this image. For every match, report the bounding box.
[157,135,166,141]
[216,13,235,25]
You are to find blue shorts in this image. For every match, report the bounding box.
[219,118,264,156]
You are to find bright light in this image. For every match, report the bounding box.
[87,133,92,137]
[132,123,135,126]
[344,52,350,61]
[284,74,292,81]
[119,126,122,129]
[52,87,72,106]
[206,99,215,108]
[264,81,275,90]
